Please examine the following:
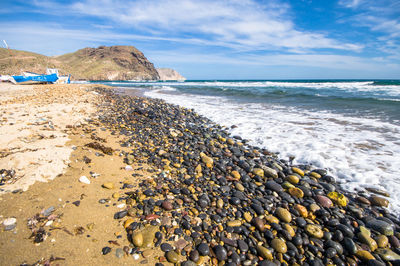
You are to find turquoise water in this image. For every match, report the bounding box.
[86,79,400,213]
[93,80,400,124]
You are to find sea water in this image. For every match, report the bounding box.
[90,80,400,213]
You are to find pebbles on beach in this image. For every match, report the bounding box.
[86,87,400,266]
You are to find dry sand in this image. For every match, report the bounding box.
[0,83,164,265]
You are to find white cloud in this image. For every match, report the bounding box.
[339,0,363,8]
[338,0,400,58]
[30,0,362,52]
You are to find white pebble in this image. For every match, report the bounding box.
[45,220,53,226]
[133,254,140,260]
[125,165,133,171]
[117,203,126,209]
[3,218,16,226]
[79,176,90,184]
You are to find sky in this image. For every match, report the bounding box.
[0,0,399,79]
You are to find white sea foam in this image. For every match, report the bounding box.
[120,80,400,98]
[143,87,400,214]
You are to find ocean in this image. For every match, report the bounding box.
[88,80,400,213]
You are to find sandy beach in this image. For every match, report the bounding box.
[0,83,162,265]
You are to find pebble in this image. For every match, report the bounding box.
[102,182,114,189]
[356,250,375,261]
[369,196,389,207]
[227,220,242,227]
[305,224,324,238]
[288,187,304,198]
[271,238,287,253]
[291,167,304,176]
[213,245,228,261]
[3,218,17,231]
[115,248,124,258]
[142,249,152,258]
[79,176,90,184]
[160,243,173,252]
[162,200,173,210]
[196,243,209,256]
[102,246,111,255]
[166,250,180,263]
[366,219,394,236]
[256,245,273,260]
[286,175,299,184]
[132,232,143,247]
[376,235,389,248]
[376,248,400,261]
[189,250,199,262]
[358,229,377,251]
[315,195,333,208]
[275,207,291,223]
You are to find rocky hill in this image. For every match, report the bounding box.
[0,46,160,80]
[157,68,186,81]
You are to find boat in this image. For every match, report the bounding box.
[11,68,71,85]
[11,73,59,85]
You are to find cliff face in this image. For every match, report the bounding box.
[157,68,186,81]
[0,46,160,81]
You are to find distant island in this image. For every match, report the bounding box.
[0,45,185,81]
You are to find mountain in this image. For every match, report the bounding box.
[157,68,186,81]
[0,45,160,80]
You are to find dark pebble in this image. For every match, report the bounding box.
[102,246,112,255]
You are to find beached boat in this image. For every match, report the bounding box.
[11,68,71,85]
[11,73,59,85]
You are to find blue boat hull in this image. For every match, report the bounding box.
[12,73,59,84]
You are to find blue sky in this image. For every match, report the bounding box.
[0,0,399,79]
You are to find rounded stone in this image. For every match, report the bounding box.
[231,171,241,179]
[376,235,389,248]
[253,168,264,177]
[356,250,375,261]
[256,245,273,260]
[213,245,227,261]
[325,247,337,258]
[162,200,173,210]
[276,207,292,223]
[132,232,143,247]
[370,196,389,207]
[295,204,308,217]
[286,175,299,184]
[166,250,180,263]
[305,224,324,238]
[102,246,111,255]
[3,217,17,231]
[271,238,287,253]
[189,250,200,262]
[227,220,242,227]
[238,239,249,252]
[235,182,245,192]
[197,243,210,256]
[161,243,173,252]
[102,182,114,189]
[315,195,333,208]
[288,187,304,198]
[252,217,265,232]
[291,167,304,176]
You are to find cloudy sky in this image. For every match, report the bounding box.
[1,0,399,79]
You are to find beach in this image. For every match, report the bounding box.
[1,82,400,265]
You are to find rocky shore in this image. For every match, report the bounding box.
[1,84,400,265]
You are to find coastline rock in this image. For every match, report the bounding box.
[156,68,186,81]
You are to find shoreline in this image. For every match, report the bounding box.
[1,83,400,265]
